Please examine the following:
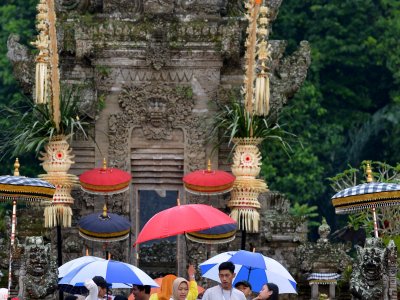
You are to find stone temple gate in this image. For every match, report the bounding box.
[7,0,313,296]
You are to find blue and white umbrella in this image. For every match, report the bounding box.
[200,250,297,294]
[58,256,105,278]
[59,260,159,289]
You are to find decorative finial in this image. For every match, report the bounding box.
[207,159,212,172]
[366,163,374,183]
[13,158,20,176]
[102,158,107,170]
[102,203,108,218]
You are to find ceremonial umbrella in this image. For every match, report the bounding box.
[185,223,237,244]
[200,250,297,294]
[134,202,236,245]
[183,161,237,244]
[79,159,131,195]
[331,164,400,238]
[78,205,131,243]
[183,161,235,196]
[79,159,132,258]
[0,159,56,297]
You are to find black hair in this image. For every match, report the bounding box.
[64,296,78,300]
[114,295,128,300]
[266,283,279,300]
[218,261,235,273]
[132,284,151,294]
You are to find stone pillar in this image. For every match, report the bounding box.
[329,283,336,299]
[310,283,319,300]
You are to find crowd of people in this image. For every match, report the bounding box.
[65,262,279,300]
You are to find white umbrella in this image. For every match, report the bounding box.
[59,260,159,287]
[200,250,297,294]
[58,256,105,278]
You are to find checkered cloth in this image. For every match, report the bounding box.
[332,182,400,199]
[0,176,54,188]
[0,175,55,203]
[307,273,341,280]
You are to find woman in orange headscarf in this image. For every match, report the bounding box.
[149,265,198,300]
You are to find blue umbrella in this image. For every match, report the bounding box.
[200,250,297,294]
[78,207,131,243]
[59,259,159,288]
[185,223,237,244]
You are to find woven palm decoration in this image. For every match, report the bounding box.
[228,138,268,232]
[243,0,272,116]
[39,135,78,227]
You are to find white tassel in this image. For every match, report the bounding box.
[44,205,72,228]
[254,73,270,116]
[230,208,260,233]
[35,62,48,104]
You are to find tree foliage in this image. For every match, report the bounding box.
[261,0,400,233]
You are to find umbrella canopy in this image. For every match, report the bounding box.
[0,175,55,204]
[79,159,131,195]
[59,259,159,288]
[331,182,400,214]
[200,250,297,294]
[185,223,237,244]
[78,205,131,242]
[58,256,105,278]
[134,203,236,245]
[0,159,56,299]
[331,163,400,238]
[183,161,235,195]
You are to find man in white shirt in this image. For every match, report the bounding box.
[202,262,247,300]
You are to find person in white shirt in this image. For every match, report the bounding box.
[84,276,109,300]
[202,262,246,300]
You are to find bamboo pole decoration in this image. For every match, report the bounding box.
[32,0,49,104]
[47,0,61,132]
[243,0,262,113]
[254,5,271,116]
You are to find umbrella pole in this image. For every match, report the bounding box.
[241,229,246,250]
[7,199,17,300]
[372,207,379,238]
[57,224,64,300]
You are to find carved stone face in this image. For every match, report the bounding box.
[25,237,50,277]
[148,97,167,127]
[360,247,383,281]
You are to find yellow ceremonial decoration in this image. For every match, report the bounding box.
[228,138,268,232]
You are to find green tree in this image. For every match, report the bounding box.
[0,0,40,175]
[261,0,400,233]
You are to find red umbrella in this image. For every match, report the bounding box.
[79,159,131,195]
[134,202,236,245]
[183,161,235,195]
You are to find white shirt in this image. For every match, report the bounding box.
[84,279,103,300]
[202,285,246,300]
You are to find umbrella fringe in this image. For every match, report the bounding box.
[230,208,259,232]
[44,205,72,228]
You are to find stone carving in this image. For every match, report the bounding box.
[297,219,352,300]
[146,26,170,71]
[18,236,57,299]
[350,238,397,300]
[109,83,205,169]
[6,34,35,95]
[269,40,311,115]
[104,0,142,14]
